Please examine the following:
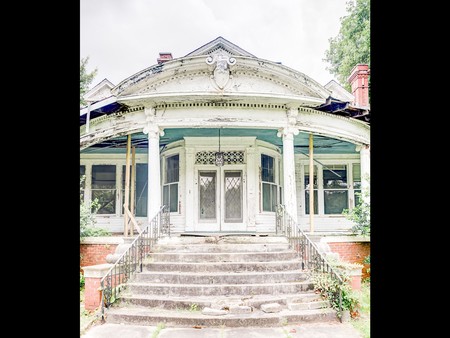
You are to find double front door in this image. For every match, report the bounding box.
[195,166,246,231]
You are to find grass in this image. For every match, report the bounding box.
[350,281,370,338]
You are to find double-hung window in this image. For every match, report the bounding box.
[91,165,116,214]
[163,155,179,212]
[323,165,348,214]
[261,154,277,212]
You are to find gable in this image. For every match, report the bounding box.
[84,78,115,103]
[185,36,256,58]
[112,37,331,106]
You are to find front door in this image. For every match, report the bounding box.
[196,167,245,231]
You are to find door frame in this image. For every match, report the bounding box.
[193,164,247,232]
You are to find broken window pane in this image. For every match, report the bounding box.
[92,165,116,214]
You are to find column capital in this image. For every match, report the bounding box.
[277,126,299,139]
[355,144,370,153]
[143,123,165,138]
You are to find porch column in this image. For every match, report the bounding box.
[143,107,163,220]
[359,144,370,202]
[277,126,299,233]
[246,146,256,231]
[185,148,195,231]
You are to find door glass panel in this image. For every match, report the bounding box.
[199,171,216,220]
[224,171,242,223]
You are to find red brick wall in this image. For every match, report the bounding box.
[84,277,103,311]
[327,241,371,280]
[80,243,118,271]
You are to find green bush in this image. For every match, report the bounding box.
[343,180,370,236]
[80,176,111,239]
[80,272,85,290]
[311,271,359,317]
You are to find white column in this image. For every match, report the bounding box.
[185,148,195,231]
[277,127,299,232]
[360,144,370,202]
[246,146,256,231]
[143,107,163,221]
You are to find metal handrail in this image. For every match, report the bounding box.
[100,205,170,320]
[276,204,345,320]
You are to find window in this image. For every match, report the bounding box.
[92,165,116,214]
[352,163,362,207]
[261,154,277,212]
[323,165,348,214]
[163,155,179,212]
[304,165,318,214]
[80,165,86,202]
[121,164,148,217]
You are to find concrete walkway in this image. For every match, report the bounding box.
[81,322,363,338]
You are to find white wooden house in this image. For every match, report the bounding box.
[80,36,370,235]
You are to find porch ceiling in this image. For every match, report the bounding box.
[81,128,357,155]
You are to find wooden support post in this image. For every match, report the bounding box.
[124,135,131,236]
[309,134,315,233]
[130,146,136,236]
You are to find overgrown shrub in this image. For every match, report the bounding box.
[343,177,370,236]
[311,271,360,318]
[80,176,111,240]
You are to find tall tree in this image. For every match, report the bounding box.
[80,56,98,107]
[324,0,370,91]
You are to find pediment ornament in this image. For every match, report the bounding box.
[206,53,236,89]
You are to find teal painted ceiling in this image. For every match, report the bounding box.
[80,128,357,155]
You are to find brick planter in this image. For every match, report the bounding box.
[82,263,113,311]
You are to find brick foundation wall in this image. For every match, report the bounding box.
[80,237,123,273]
[327,241,371,280]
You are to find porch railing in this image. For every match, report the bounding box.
[275,204,344,320]
[100,205,170,320]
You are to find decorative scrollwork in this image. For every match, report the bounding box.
[195,151,244,165]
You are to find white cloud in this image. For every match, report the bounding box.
[80,0,350,87]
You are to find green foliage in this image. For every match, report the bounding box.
[311,272,359,316]
[80,56,98,107]
[342,182,370,236]
[80,272,85,290]
[362,255,370,282]
[324,0,370,91]
[189,303,199,312]
[151,322,166,338]
[80,176,111,239]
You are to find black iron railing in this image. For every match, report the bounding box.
[276,204,344,320]
[100,205,170,319]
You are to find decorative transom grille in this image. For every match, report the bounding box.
[195,151,245,165]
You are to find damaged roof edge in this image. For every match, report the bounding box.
[80,96,118,117]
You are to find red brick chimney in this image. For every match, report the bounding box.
[157,52,173,64]
[347,64,370,108]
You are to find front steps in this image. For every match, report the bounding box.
[104,235,338,328]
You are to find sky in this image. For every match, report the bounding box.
[80,0,350,89]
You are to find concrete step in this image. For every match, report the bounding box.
[142,260,304,272]
[105,306,338,327]
[157,235,289,245]
[118,292,322,310]
[153,243,291,253]
[126,281,314,296]
[134,270,308,284]
[148,251,297,263]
